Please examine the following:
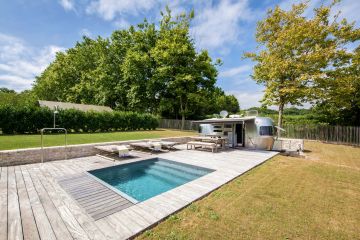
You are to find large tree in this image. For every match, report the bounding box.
[151,8,219,129]
[245,1,359,134]
[314,44,360,125]
[33,8,233,122]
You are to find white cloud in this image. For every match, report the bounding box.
[59,0,75,11]
[279,0,323,17]
[86,0,158,21]
[331,0,360,24]
[191,0,255,51]
[113,18,131,29]
[227,90,264,109]
[0,33,64,92]
[80,28,92,37]
[219,64,253,78]
[279,0,360,24]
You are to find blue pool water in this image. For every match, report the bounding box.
[88,158,214,202]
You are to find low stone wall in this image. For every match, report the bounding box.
[273,138,304,152]
[0,136,193,167]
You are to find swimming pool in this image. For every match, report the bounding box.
[88,158,214,202]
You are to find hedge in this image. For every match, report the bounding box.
[0,105,158,134]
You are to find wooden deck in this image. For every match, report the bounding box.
[58,173,134,220]
[0,146,278,240]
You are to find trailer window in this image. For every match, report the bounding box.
[260,126,273,136]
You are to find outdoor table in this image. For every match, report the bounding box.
[190,136,227,149]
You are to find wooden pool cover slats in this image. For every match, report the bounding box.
[58,173,134,220]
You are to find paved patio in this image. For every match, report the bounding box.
[0,146,278,240]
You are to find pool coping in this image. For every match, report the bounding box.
[87,157,215,204]
[92,149,279,239]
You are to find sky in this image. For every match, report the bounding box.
[0,0,359,109]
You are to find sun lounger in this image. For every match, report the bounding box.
[186,141,218,153]
[95,145,130,157]
[130,141,164,152]
[159,141,178,150]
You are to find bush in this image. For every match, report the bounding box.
[0,105,158,134]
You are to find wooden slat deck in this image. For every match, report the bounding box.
[58,173,134,220]
[0,147,278,240]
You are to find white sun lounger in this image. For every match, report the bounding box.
[129,141,165,152]
[95,145,130,157]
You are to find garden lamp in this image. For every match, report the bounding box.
[53,105,59,128]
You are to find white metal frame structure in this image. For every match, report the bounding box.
[41,128,67,163]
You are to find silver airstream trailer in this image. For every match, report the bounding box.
[194,115,275,150]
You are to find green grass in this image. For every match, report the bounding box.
[137,141,360,240]
[0,129,196,150]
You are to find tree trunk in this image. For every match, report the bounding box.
[180,97,185,130]
[277,102,284,138]
[181,114,185,130]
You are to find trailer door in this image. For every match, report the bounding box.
[235,123,244,147]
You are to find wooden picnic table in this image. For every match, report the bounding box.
[190,136,227,149]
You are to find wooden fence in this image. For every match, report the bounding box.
[282,125,360,146]
[159,119,198,131]
[159,119,360,146]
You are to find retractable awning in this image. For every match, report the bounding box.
[192,116,256,124]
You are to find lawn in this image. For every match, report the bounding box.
[0,129,196,150]
[137,141,360,240]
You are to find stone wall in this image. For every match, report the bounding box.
[0,136,193,167]
[272,138,304,152]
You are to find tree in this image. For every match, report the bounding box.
[245,1,357,135]
[33,7,229,122]
[314,45,360,125]
[120,21,159,112]
[33,37,118,107]
[0,88,16,94]
[151,8,218,129]
[0,89,36,107]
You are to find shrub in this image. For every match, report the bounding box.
[0,105,158,134]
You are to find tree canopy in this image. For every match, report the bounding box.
[33,8,239,125]
[245,1,360,130]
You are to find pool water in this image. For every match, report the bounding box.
[88,158,214,202]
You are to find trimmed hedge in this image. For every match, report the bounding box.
[0,106,158,134]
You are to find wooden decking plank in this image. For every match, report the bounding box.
[61,181,101,190]
[130,205,158,223]
[101,215,134,238]
[32,165,91,240]
[26,165,74,240]
[108,211,143,235]
[75,191,117,205]
[67,186,107,196]
[59,177,95,187]
[59,179,93,188]
[58,173,88,181]
[87,198,129,214]
[72,189,112,201]
[14,166,40,240]
[77,192,119,206]
[95,218,128,240]
[58,171,133,220]
[0,167,7,240]
[65,183,106,193]
[7,166,24,240]
[63,184,103,194]
[121,208,151,227]
[81,194,124,208]
[92,202,133,220]
[40,163,107,240]
[54,162,78,176]
[20,166,57,240]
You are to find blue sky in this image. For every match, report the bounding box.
[0,0,359,109]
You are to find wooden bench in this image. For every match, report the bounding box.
[186,141,218,153]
